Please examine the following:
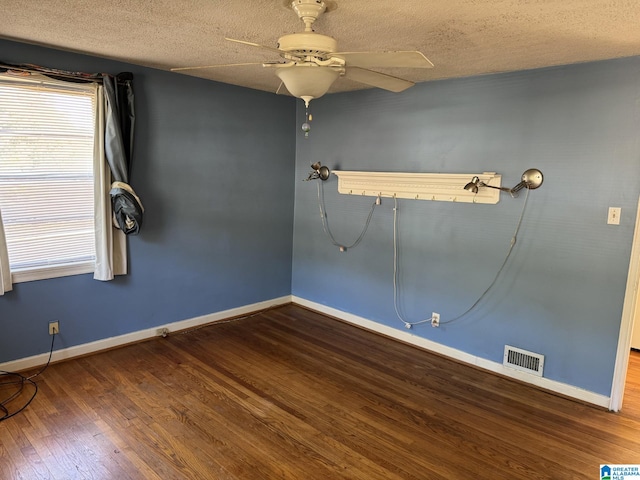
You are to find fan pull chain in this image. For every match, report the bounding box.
[302,106,312,138]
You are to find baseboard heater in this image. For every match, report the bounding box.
[503,345,545,377]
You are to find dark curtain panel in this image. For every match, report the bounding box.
[103,73,144,235]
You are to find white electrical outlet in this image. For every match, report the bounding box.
[49,321,59,335]
[431,312,440,328]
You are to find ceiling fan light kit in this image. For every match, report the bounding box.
[275,64,342,107]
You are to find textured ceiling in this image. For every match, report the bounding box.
[1,0,639,96]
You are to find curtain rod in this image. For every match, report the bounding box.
[0,62,132,84]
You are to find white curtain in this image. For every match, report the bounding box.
[94,84,127,281]
[0,209,12,295]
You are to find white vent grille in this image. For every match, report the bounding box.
[503,345,544,377]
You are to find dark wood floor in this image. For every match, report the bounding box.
[2,304,640,479]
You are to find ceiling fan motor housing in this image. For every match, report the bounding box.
[278,33,337,57]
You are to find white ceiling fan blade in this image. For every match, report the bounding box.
[332,51,433,69]
[225,38,288,57]
[171,62,264,72]
[344,67,415,93]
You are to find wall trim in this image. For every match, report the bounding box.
[610,195,640,411]
[292,296,611,410]
[1,293,611,410]
[0,295,293,373]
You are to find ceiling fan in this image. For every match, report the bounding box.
[171,0,434,107]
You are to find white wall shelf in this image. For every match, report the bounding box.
[331,171,502,204]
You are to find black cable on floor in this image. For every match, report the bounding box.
[0,333,55,422]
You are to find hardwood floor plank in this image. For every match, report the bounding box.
[2,304,640,479]
[141,341,397,480]
[182,329,475,478]
[229,316,564,479]
[162,332,419,478]
[1,426,43,480]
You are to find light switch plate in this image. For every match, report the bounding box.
[608,207,621,225]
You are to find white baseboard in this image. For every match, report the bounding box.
[292,296,611,410]
[0,295,293,373]
[1,294,610,410]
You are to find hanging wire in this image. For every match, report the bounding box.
[393,196,433,328]
[440,187,530,325]
[317,180,378,251]
[392,187,531,328]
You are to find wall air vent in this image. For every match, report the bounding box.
[503,345,544,377]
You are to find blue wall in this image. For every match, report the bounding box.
[2,37,639,398]
[292,57,640,396]
[0,40,296,363]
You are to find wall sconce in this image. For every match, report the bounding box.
[464,168,543,197]
[305,162,331,181]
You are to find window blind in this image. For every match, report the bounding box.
[0,77,96,273]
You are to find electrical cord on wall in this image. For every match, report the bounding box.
[392,187,531,328]
[0,333,55,422]
[317,180,378,251]
[174,304,285,337]
[393,196,434,329]
[439,187,530,325]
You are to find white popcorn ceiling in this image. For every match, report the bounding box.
[1,0,638,95]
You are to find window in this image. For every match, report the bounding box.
[0,75,97,282]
